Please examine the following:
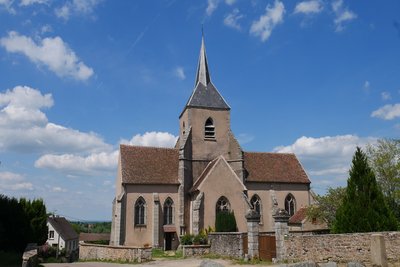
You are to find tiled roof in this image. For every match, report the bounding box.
[47,217,78,241]
[289,207,307,224]
[243,152,310,184]
[120,144,179,185]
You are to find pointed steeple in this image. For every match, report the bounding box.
[194,34,211,86]
[182,34,230,114]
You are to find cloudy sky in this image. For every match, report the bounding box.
[0,0,399,221]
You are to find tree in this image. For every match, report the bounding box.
[306,186,346,228]
[367,139,400,220]
[20,198,48,245]
[333,147,398,233]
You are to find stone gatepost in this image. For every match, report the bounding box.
[371,234,388,267]
[273,208,290,262]
[152,193,160,248]
[192,192,204,235]
[245,209,261,259]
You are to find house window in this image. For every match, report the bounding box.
[163,197,174,225]
[49,230,54,239]
[285,194,296,216]
[250,194,262,216]
[216,196,230,214]
[204,118,215,139]
[134,197,146,226]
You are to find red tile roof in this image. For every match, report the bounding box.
[79,233,110,242]
[243,152,310,184]
[289,207,308,224]
[120,144,180,185]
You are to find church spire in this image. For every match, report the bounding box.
[194,33,211,86]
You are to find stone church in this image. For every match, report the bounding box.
[110,37,312,250]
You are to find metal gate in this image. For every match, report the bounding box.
[258,235,276,261]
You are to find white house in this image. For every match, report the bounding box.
[47,216,79,255]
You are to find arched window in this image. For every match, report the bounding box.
[204,118,215,139]
[216,196,230,214]
[134,197,146,225]
[250,194,262,216]
[163,197,174,225]
[285,194,296,216]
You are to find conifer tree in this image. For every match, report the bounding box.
[333,147,398,233]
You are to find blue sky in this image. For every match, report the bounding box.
[0,0,399,221]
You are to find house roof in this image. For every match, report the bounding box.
[289,207,308,224]
[120,144,180,185]
[243,152,310,184]
[47,216,78,241]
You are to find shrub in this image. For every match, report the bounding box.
[180,234,194,245]
[215,211,237,232]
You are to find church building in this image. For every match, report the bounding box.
[110,37,312,250]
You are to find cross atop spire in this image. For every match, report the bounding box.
[194,33,211,86]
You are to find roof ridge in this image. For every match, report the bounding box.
[120,144,179,151]
[244,151,296,155]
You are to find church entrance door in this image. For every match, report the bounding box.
[165,233,173,250]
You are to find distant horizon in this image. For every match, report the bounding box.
[1,0,399,220]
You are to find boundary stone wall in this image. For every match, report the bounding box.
[284,231,400,265]
[79,242,152,263]
[182,245,211,257]
[208,232,246,258]
[22,243,38,267]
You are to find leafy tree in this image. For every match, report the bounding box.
[215,211,237,232]
[333,147,398,233]
[367,139,400,220]
[20,198,48,245]
[306,186,346,228]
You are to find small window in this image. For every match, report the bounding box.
[49,230,54,239]
[204,118,215,139]
[285,194,296,217]
[134,197,146,225]
[216,196,230,214]
[163,197,174,225]
[182,121,186,135]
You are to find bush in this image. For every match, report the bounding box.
[215,211,237,232]
[180,232,208,245]
[180,234,194,245]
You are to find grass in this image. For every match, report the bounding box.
[151,248,183,259]
[0,250,22,266]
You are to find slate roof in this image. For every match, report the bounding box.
[120,144,179,185]
[47,216,78,241]
[289,207,307,224]
[186,82,230,110]
[243,152,310,184]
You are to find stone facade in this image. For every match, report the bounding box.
[79,243,152,263]
[208,232,246,258]
[284,232,400,265]
[182,245,211,257]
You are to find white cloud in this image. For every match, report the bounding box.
[41,24,52,34]
[206,0,219,16]
[224,8,244,30]
[175,66,186,80]
[0,171,33,191]
[237,133,254,144]
[250,0,285,42]
[55,0,102,20]
[332,0,357,32]
[0,0,15,13]
[20,0,48,6]
[294,0,323,15]
[363,80,370,93]
[371,103,400,120]
[0,86,111,153]
[0,31,93,81]
[35,151,119,175]
[381,92,391,101]
[123,131,178,148]
[274,135,376,191]
[225,0,235,5]
[51,186,67,192]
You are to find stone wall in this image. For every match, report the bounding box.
[22,243,38,267]
[79,243,152,263]
[284,231,400,265]
[182,245,211,257]
[208,232,246,258]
